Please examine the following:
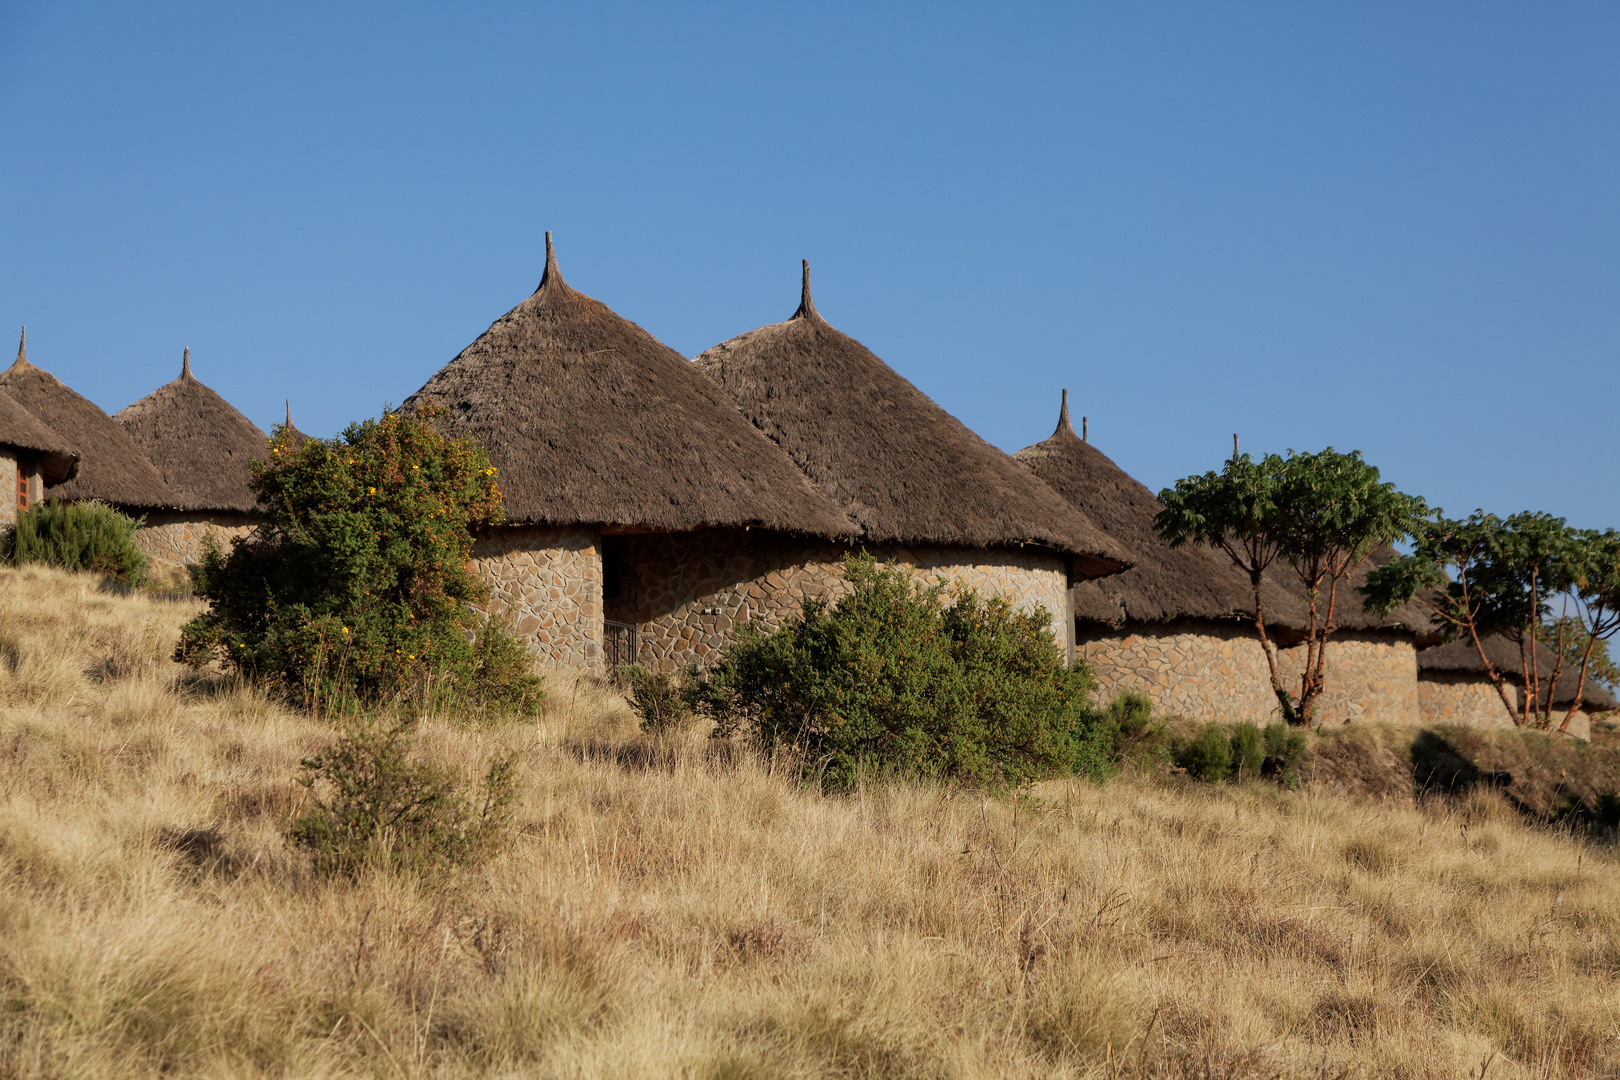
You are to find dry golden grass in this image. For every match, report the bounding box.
[1,563,1618,1078]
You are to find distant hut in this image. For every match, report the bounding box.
[403,234,855,673]
[0,329,175,512]
[1016,392,1436,724]
[277,400,313,450]
[0,352,78,526]
[693,262,1129,660]
[113,348,269,565]
[1418,637,1617,740]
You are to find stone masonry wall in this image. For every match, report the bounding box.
[134,511,259,566]
[1078,623,1422,726]
[472,525,603,674]
[609,530,1071,673]
[0,450,16,526]
[1077,621,1280,723]
[1418,673,1593,740]
[1278,633,1419,726]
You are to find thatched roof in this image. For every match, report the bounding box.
[1419,636,1617,711]
[274,400,313,450]
[402,235,855,536]
[1016,392,1291,626]
[0,374,78,484]
[0,329,175,509]
[1015,392,1437,638]
[113,348,269,513]
[693,263,1129,576]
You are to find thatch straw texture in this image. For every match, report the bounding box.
[403,236,855,537]
[1,330,174,509]
[0,380,78,484]
[694,264,1129,577]
[275,401,313,450]
[1016,392,1275,626]
[1016,393,1434,636]
[114,349,269,513]
[1419,637,1618,711]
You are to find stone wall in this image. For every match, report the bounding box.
[1278,633,1419,726]
[1077,623,1422,726]
[1077,620,1280,723]
[134,511,259,566]
[1418,673,1594,740]
[472,525,603,674]
[608,529,1072,673]
[0,450,16,526]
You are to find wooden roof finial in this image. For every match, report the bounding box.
[181,346,192,380]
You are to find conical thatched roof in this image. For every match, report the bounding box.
[1016,392,1288,626]
[114,348,269,512]
[0,353,78,485]
[402,235,855,536]
[274,400,313,451]
[693,264,1129,576]
[1015,393,1436,636]
[1420,637,1617,711]
[0,329,175,509]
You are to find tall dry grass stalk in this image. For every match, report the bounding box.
[1,563,1617,1078]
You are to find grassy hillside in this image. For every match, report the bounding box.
[0,564,1616,1078]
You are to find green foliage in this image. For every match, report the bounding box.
[175,409,543,716]
[1364,514,1620,729]
[1540,617,1619,694]
[617,664,695,734]
[1262,722,1308,780]
[1107,690,1154,737]
[286,716,519,878]
[1178,724,1233,782]
[1157,447,1430,724]
[700,554,1108,789]
[1229,722,1264,780]
[3,500,147,584]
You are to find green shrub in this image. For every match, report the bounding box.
[175,408,543,717]
[1230,722,1264,780]
[617,664,694,734]
[3,500,147,584]
[286,716,518,878]
[1263,722,1308,780]
[1108,690,1154,736]
[700,554,1109,789]
[1179,723,1234,781]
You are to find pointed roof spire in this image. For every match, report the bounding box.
[285,398,293,427]
[537,230,565,291]
[181,346,192,380]
[792,259,820,321]
[10,326,29,372]
[1054,388,1077,439]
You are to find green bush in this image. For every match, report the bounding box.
[617,664,694,734]
[1179,724,1234,781]
[1263,722,1308,780]
[287,716,518,878]
[3,500,147,584]
[699,554,1109,789]
[1108,690,1154,737]
[1230,722,1264,780]
[175,408,544,717]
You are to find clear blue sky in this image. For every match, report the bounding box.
[3,3,1615,528]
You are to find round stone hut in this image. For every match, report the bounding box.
[692,263,1129,662]
[0,330,176,514]
[1418,637,1617,740]
[0,355,78,526]
[114,348,270,566]
[1015,393,1434,724]
[402,235,857,674]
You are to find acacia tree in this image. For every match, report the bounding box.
[1156,448,1428,725]
[1364,515,1619,732]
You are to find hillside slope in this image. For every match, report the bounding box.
[0,565,1616,1078]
